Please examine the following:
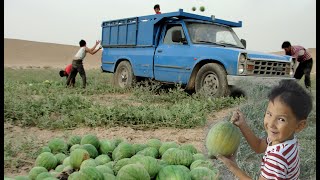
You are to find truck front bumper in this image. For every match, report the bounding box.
[227,75,295,87]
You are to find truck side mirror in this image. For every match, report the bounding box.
[240,39,246,48]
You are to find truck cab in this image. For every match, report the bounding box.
[101,9,295,97]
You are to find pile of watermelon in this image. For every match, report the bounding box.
[5,134,219,180]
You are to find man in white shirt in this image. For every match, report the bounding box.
[66,39,102,88]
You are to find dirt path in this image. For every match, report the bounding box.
[4,106,236,177]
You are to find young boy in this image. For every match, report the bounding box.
[217,79,313,179]
[66,39,101,88]
[154,4,161,14]
[59,64,75,86]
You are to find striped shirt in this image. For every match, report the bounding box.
[290,46,312,62]
[260,137,300,180]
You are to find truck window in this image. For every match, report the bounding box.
[163,25,187,45]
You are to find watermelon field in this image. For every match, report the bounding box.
[4,67,316,179]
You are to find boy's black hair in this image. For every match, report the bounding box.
[268,79,312,121]
[154,4,160,10]
[79,39,86,47]
[59,70,65,77]
[281,41,291,49]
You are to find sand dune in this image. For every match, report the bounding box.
[4,38,316,73]
[4,38,102,69]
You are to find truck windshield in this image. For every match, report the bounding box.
[186,22,245,49]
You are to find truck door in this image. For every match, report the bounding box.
[154,24,193,84]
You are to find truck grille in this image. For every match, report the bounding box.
[246,60,291,76]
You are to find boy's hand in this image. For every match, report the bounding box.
[217,154,238,169]
[96,40,101,45]
[231,110,246,128]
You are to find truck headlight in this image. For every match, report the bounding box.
[239,54,246,63]
[238,64,244,74]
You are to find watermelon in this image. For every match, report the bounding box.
[99,140,116,155]
[146,138,162,150]
[156,165,191,180]
[62,156,70,166]
[68,135,82,147]
[192,153,207,162]
[67,172,82,180]
[113,158,133,175]
[159,142,179,156]
[111,137,124,147]
[206,121,241,157]
[42,177,58,180]
[130,155,160,178]
[70,144,81,152]
[79,166,104,180]
[136,147,159,158]
[35,152,58,170]
[116,164,150,180]
[200,6,205,12]
[28,166,48,180]
[112,142,135,161]
[95,154,111,165]
[39,146,51,154]
[48,138,68,154]
[55,164,65,172]
[103,173,116,180]
[54,153,66,165]
[81,134,100,149]
[35,172,52,180]
[95,165,114,175]
[192,7,196,11]
[80,159,97,169]
[190,167,218,180]
[69,148,90,170]
[190,160,215,171]
[161,148,193,167]
[132,143,148,154]
[104,161,115,169]
[179,144,198,154]
[80,144,99,159]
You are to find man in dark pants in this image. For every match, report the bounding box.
[59,64,75,86]
[282,41,313,91]
[66,39,102,88]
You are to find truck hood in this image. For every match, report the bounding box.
[196,45,291,62]
[223,47,291,62]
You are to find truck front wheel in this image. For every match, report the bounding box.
[113,61,136,88]
[195,63,228,97]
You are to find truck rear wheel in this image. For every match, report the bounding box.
[113,61,136,88]
[195,63,228,97]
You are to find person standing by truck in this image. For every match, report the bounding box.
[281,41,313,91]
[66,39,102,88]
[154,4,161,14]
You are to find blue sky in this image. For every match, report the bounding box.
[4,0,316,52]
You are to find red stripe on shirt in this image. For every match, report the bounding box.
[269,153,288,164]
[261,168,286,180]
[283,144,294,156]
[265,161,286,173]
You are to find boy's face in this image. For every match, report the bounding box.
[264,96,306,145]
[154,8,160,13]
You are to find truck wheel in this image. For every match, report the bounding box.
[195,63,228,97]
[113,61,136,88]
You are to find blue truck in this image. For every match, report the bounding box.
[100,9,295,97]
